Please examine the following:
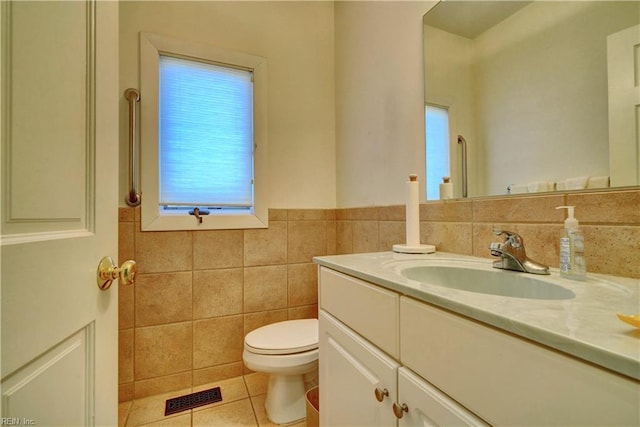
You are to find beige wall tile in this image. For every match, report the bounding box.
[243,265,287,313]
[119,278,135,330]
[353,221,379,253]
[350,207,380,220]
[119,207,135,222]
[119,383,134,403]
[288,209,327,220]
[379,221,405,251]
[268,208,288,221]
[288,304,318,320]
[421,200,473,222]
[193,269,243,319]
[335,208,352,221]
[473,194,565,224]
[288,263,318,306]
[135,272,192,327]
[585,225,640,278]
[119,221,135,264]
[193,315,243,369]
[243,309,288,335]
[244,221,287,266]
[336,221,353,254]
[379,205,404,221]
[134,322,192,380]
[326,220,337,255]
[133,372,193,400]
[135,230,193,273]
[422,222,473,255]
[193,362,244,387]
[119,329,134,384]
[288,220,327,263]
[193,230,243,270]
[566,190,640,225]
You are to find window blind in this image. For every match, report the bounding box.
[425,104,450,200]
[159,55,254,208]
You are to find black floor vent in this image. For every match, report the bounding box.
[164,386,222,416]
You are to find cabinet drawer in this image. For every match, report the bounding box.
[400,296,640,426]
[319,267,399,358]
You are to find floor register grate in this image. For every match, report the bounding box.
[164,386,223,416]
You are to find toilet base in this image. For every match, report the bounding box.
[265,374,306,424]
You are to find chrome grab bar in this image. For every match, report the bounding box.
[125,88,141,207]
[457,134,468,198]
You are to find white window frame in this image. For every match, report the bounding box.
[139,32,268,231]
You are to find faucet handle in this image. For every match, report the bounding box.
[492,229,523,248]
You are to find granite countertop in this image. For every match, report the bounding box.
[313,251,640,381]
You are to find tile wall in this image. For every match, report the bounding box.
[118,188,639,401]
[335,189,639,279]
[118,208,334,401]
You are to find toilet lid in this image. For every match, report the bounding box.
[245,318,318,355]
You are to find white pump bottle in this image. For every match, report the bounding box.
[556,206,586,280]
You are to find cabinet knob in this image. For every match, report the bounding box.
[374,387,389,402]
[392,402,409,419]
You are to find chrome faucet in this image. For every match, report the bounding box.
[490,230,550,275]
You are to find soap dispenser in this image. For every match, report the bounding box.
[556,206,586,280]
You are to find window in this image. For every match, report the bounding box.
[140,33,267,230]
[425,104,450,200]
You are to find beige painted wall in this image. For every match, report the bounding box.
[119,1,336,209]
[335,1,437,208]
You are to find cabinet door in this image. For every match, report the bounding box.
[397,367,488,427]
[320,311,399,427]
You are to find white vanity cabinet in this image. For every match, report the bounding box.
[319,267,487,426]
[319,265,640,426]
[401,296,640,426]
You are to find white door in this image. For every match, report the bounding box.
[1,1,120,426]
[608,24,640,187]
[319,311,399,427]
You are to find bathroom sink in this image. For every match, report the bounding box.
[401,265,575,300]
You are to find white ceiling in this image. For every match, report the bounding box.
[424,1,533,39]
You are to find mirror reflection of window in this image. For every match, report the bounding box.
[425,104,450,200]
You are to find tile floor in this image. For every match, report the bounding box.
[119,373,310,427]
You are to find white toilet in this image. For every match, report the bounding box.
[243,318,319,424]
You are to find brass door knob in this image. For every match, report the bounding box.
[97,256,137,290]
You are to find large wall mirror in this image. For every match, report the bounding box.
[423,1,640,198]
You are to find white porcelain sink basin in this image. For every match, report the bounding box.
[401,265,575,300]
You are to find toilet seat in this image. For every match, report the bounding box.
[244,319,318,355]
